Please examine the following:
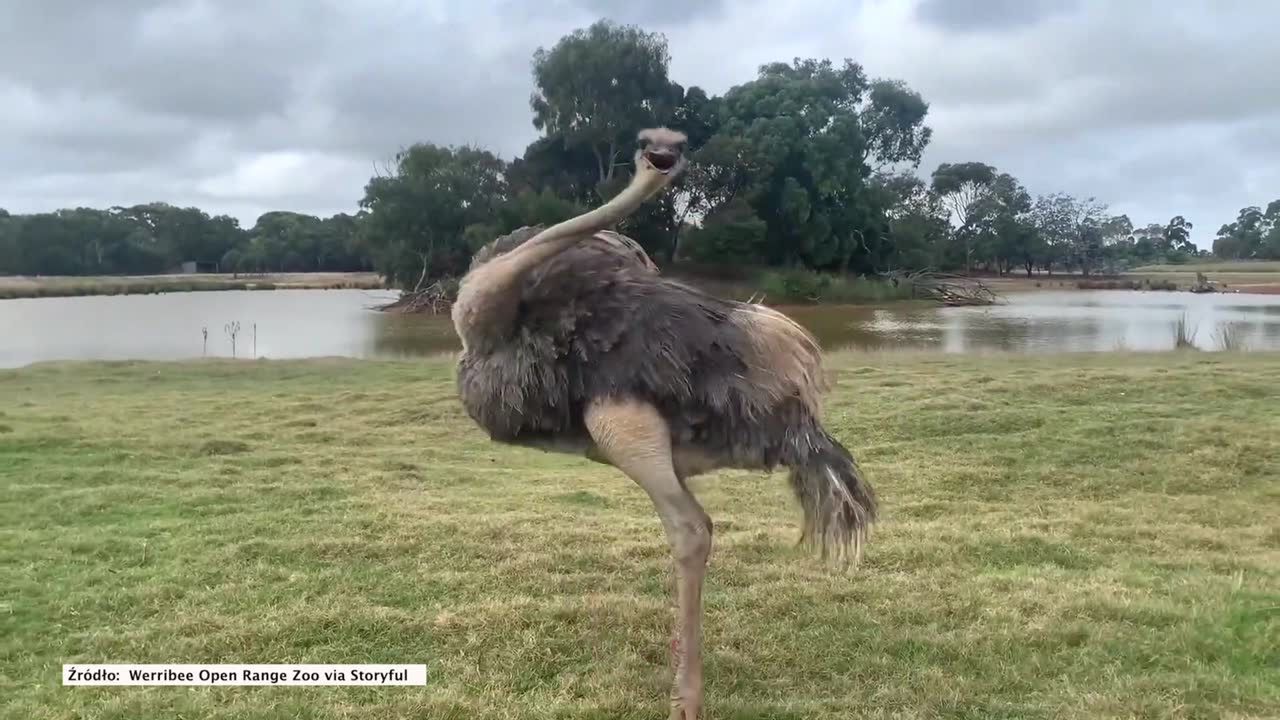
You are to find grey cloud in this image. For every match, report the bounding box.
[318,38,535,158]
[865,0,1280,244]
[2,3,381,129]
[1,0,1277,247]
[915,0,1079,32]
[1234,115,1280,156]
[570,0,727,26]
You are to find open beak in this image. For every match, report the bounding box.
[643,148,680,175]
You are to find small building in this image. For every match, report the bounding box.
[169,260,220,274]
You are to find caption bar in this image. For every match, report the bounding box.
[64,664,427,686]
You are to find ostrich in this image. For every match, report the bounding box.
[451,127,877,719]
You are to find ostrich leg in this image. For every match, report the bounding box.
[585,399,712,720]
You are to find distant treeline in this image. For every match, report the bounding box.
[0,204,371,278]
[5,19,1280,286]
[0,204,372,276]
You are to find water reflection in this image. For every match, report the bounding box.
[824,291,1280,354]
[3,288,1280,368]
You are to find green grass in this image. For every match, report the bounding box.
[1132,261,1280,274]
[2,353,1278,719]
[0,273,386,299]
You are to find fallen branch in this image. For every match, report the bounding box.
[377,278,459,314]
[889,270,1002,306]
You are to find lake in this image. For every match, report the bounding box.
[3,288,1280,369]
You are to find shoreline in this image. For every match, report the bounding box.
[0,272,387,299]
[4,268,1278,302]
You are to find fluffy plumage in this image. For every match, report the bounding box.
[455,225,877,559]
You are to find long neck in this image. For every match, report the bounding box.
[502,169,666,270]
[453,168,668,353]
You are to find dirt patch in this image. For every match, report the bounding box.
[1233,284,1280,295]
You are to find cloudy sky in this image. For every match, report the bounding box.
[2,0,1277,248]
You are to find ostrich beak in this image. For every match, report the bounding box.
[642,147,681,174]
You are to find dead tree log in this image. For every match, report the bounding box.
[890,270,1002,306]
[376,278,459,314]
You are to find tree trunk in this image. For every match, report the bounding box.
[413,251,429,292]
[598,140,619,185]
[591,145,606,187]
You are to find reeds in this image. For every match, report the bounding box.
[1172,313,1198,349]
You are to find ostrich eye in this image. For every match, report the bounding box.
[636,137,651,151]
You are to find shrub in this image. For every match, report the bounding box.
[678,199,768,265]
[757,268,913,304]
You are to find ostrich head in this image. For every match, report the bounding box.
[634,127,688,191]
[465,127,688,270]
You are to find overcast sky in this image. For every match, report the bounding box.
[2,0,1277,248]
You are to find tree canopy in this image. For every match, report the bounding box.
[9,19,1264,287]
[1213,203,1280,260]
[530,19,679,193]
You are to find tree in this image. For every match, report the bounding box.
[670,132,756,258]
[320,213,371,272]
[1213,203,1280,259]
[1164,215,1194,253]
[1098,214,1135,273]
[530,20,679,194]
[505,135,599,205]
[861,79,933,170]
[1213,206,1265,259]
[1066,196,1108,276]
[697,57,931,274]
[874,172,952,271]
[1027,193,1108,275]
[11,212,84,275]
[1263,201,1280,259]
[931,162,997,228]
[969,173,1033,275]
[1029,193,1075,274]
[245,211,329,272]
[669,85,718,152]
[931,162,997,272]
[0,211,21,274]
[613,84,720,262]
[1130,223,1161,263]
[359,143,507,289]
[462,188,588,256]
[678,198,769,264]
[0,202,365,279]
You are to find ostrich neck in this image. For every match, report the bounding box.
[503,169,667,269]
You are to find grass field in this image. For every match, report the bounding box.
[1132,261,1280,274]
[0,272,386,299]
[1122,261,1280,295]
[2,353,1278,719]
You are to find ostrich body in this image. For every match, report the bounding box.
[451,128,877,719]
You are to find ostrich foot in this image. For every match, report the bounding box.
[669,696,702,720]
[669,635,703,719]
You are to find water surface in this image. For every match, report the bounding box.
[3,288,1279,369]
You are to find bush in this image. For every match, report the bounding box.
[678,199,768,265]
[759,268,831,302]
[757,268,913,304]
